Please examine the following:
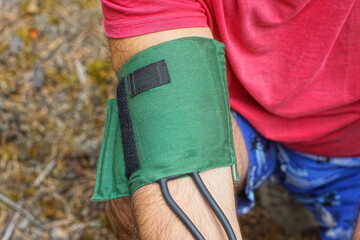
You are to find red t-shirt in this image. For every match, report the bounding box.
[101,0,360,157]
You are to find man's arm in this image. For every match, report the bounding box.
[353,212,360,240]
[108,27,242,239]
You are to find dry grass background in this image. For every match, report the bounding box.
[1,0,116,239]
[0,0,318,239]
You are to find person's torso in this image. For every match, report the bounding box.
[198,0,360,156]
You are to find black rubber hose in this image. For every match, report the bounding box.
[157,178,205,240]
[190,172,237,240]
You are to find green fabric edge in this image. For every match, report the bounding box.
[91,99,131,201]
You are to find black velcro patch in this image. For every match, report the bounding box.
[117,78,141,179]
[128,60,171,97]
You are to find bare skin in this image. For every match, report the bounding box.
[353,212,360,240]
[104,27,249,240]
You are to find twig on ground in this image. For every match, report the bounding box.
[18,218,29,229]
[1,212,20,240]
[1,158,57,237]
[0,192,43,229]
[18,156,59,230]
[75,60,87,84]
[69,220,101,233]
[33,159,57,187]
[43,219,72,230]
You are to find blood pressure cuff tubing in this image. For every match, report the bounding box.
[91,37,238,201]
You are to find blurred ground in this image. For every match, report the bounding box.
[1,0,116,239]
[0,0,319,239]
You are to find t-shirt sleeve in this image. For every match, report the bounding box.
[100,0,209,38]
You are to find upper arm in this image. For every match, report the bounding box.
[101,0,214,71]
[108,27,214,73]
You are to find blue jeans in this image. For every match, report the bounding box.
[232,110,360,240]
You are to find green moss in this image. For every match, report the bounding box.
[45,68,71,86]
[8,191,20,202]
[78,0,98,8]
[19,0,31,14]
[86,59,113,84]
[48,14,60,25]
[0,43,9,55]
[15,26,32,46]
[40,195,65,220]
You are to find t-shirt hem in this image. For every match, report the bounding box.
[103,16,208,38]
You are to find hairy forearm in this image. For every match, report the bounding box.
[105,113,248,240]
[105,114,248,240]
[133,167,242,240]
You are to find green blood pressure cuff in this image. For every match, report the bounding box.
[91,37,238,201]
